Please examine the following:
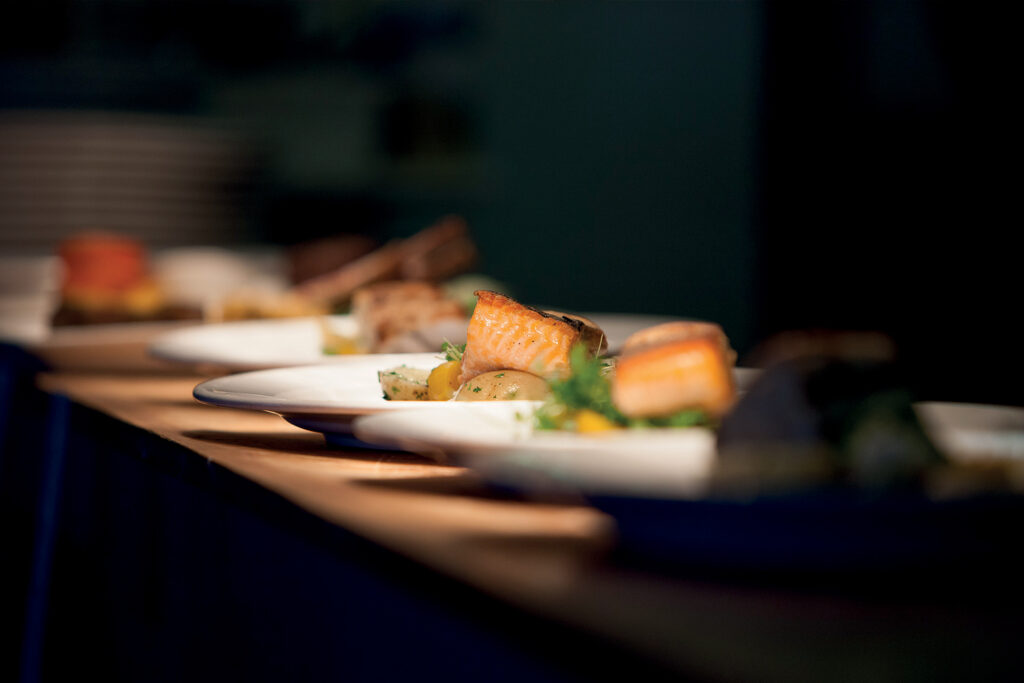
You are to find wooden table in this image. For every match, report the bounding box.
[7,338,1022,683]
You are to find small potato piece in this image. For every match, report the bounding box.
[427,360,462,401]
[378,366,430,401]
[455,370,550,401]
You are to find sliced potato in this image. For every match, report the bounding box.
[427,360,462,401]
[378,366,430,401]
[455,370,550,401]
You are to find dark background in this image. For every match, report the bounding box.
[2,1,1019,404]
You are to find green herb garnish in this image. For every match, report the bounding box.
[534,345,622,429]
[442,340,466,362]
[533,344,711,430]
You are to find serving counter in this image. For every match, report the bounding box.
[2,340,1020,683]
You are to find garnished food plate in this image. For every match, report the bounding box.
[354,399,1024,575]
[154,313,680,371]
[191,354,542,446]
[352,401,719,494]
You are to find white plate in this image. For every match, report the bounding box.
[192,353,519,439]
[914,401,1024,462]
[353,401,719,495]
[352,396,1024,498]
[152,315,359,371]
[152,312,681,371]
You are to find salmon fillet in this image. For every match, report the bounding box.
[621,320,737,366]
[457,290,593,384]
[612,322,736,418]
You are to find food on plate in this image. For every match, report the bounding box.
[542,310,609,357]
[455,370,551,401]
[373,288,740,436]
[294,214,478,310]
[377,292,607,403]
[377,366,431,401]
[351,280,468,353]
[208,215,478,322]
[619,320,734,359]
[534,321,737,433]
[211,290,327,322]
[612,321,738,419]
[319,317,362,355]
[381,341,464,401]
[534,346,714,433]
[52,232,200,325]
[427,359,463,401]
[457,290,606,385]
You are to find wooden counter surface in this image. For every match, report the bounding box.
[34,367,1023,683]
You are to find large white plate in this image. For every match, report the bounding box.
[192,353,541,440]
[353,401,719,495]
[153,312,681,371]
[353,398,1024,496]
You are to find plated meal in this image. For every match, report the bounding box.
[154,279,678,370]
[358,291,1024,499]
[373,289,740,433]
[191,288,745,446]
[197,285,1024,497]
[195,286,1024,571]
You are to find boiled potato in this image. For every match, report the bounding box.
[378,366,430,401]
[455,370,551,401]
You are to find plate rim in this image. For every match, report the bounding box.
[192,352,449,415]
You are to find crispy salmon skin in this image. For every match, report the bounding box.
[457,290,599,384]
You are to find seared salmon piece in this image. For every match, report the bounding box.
[458,290,599,384]
[612,322,736,418]
[620,320,736,364]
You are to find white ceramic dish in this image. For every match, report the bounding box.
[354,398,1024,494]
[192,353,505,440]
[193,351,754,456]
[152,315,359,371]
[153,312,681,371]
[353,401,718,495]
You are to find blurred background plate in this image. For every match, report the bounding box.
[151,315,359,371]
[152,312,681,372]
[29,319,200,373]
